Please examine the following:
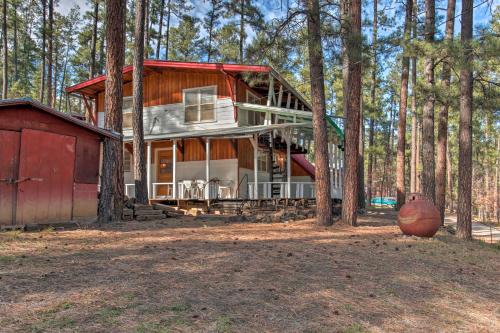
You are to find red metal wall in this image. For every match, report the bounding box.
[0,105,102,225]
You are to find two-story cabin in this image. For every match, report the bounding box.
[66,60,344,202]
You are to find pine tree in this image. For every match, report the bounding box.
[304,0,333,226]
[98,0,126,223]
[457,0,473,240]
[342,0,362,226]
[133,0,148,204]
[395,0,413,210]
[421,0,436,203]
[435,0,456,223]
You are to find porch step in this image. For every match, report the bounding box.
[134,209,164,217]
[136,214,167,221]
[134,204,154,211]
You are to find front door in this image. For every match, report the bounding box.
[156,149,173,197]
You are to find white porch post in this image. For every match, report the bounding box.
[172,139,177,199]
[251,134,259,199]
[286,92,292,109]
[205,138,210,199]
[146,141,152,199]
[285,132,291,199]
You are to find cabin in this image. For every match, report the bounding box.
[0,99,119,226]
[66,60,344,203]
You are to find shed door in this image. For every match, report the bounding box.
[0,130,20,225]
[16,129,76,224]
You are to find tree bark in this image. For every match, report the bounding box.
[207,2,216,62]
[495,136,499,222]
[98,0,126,223]
[396,0,413,210]
[46,0,53,107]
[155,0,165,59]
[410,1,417,194]
[304,0,332,226]
[39,0,46,102]
[367,0,377,206]
[13,3,18,82]
[2,0,7,99]
[358,99,365,210]
[133,0,148,204]
[457,0,473,240]
[446,141,453,211]
[145,0,150,55]
[436,0,456,224]
[341,0,362,226]
[421,0,436,203]
[90,1,99,79]
[164,0,171,60]
[239,0,245,63]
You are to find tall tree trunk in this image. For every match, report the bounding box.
[207,6,215,62]
[358,101,365,210]
[421,0,436,203]
[416,119,421,192]
[367,0,377,206]
[155,0,165,59]
[90,1,99,79]
[396,0,413,210]
[342,0,362,226]
[98,0,126,223]
[2,0,7,99]
[133,0,148,204]
[58,45,70,112]
[39,0,46,102]
[53,47,58,107]
[495,136,499,222]
[305,0,332,226]
[457,0,473,240]
[46,0,53,107]
[239,0,244,63]
[13,3,18,82]
[145,0,150,55]
[410,1,418,194]
[446,142,453,211]
[436,0,456,224]
[164,0,171,60]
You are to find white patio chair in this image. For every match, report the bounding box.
[195,180,206,199]
[218,180,234,199]
[181,180,193,199]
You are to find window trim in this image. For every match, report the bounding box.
[183,85,217,124]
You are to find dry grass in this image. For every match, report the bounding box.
[0,209,499,333]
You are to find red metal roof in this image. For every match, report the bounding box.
[66,60,272,95]
[0,98,120,140]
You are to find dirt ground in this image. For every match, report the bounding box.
[1,209,499,333]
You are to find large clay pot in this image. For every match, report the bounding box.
[397,193,440,237]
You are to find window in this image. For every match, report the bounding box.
[257,151,268,172]
[123,96,133,129]
[123,150,132,172]
[184,86,216,123]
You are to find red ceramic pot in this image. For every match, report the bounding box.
[397,193,440,237]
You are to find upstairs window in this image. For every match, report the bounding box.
[184,86,216,123]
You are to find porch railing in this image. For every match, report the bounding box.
[152,183,175,199]
[248,182,316,199]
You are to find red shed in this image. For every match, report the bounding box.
[0,99,119,226]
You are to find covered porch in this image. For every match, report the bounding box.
[123,122,343,202]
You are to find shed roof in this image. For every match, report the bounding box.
[0,98,120,140]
